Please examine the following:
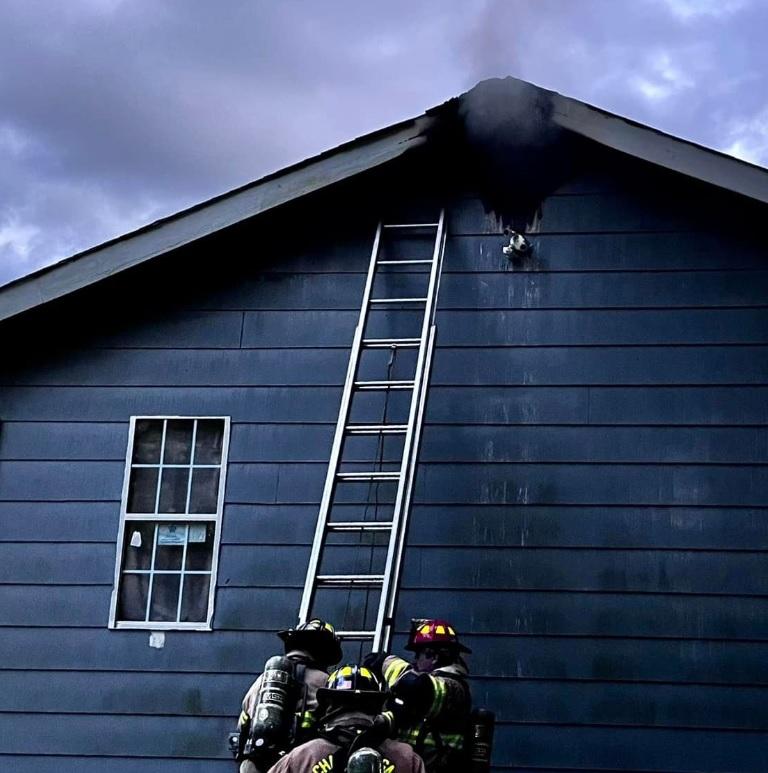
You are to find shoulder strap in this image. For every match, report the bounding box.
[288,663,309,745]
[415,721,443,756]
[295,664,308,720]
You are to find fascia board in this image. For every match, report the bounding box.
[0,116,432,323]
[552,94,768,205]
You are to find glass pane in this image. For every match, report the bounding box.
[117,573,149,621]
[149,573,181,622]
[127,468,159,513]
[195,420,224,464]
[132,419,163,464]
[155,524,186,570]
[185,523,214,570]
[164,420,193,464]
[189,468,220,514]
[180,574,211,623]
[158,468,189,513]
[122,522,155,569]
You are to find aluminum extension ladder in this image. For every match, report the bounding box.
[298,211,447,652]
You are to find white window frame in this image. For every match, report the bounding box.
[108,415,230,631]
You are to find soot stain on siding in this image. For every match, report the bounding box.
[437,78,591,239]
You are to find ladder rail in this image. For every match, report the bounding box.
[376,324,437,652]
[298,223,383,623]
[372,210,447,651]
[376,227,448,647]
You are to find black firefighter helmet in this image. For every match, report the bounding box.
[316,664,388,714]
[278,618,343,669]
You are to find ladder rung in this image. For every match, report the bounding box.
[383,223,439,229]
[316,574,384,587]
[370,297,427,304]
[337,471,401,481]
[327,521,394,532]
[336,630,376,639]
[345,424,408,435]
[354,379,415,391]
[377,260,433,266]
[362,338,421,348]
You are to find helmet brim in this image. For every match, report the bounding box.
[405,641,472,655]
[316,688,387,713]
[278,629,343,666]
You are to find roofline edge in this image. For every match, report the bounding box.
[551,93,768,205]
[0,115,432,324]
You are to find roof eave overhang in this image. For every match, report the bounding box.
[3,76,768,325]
[0,114,434,324]
[551,91,768,206]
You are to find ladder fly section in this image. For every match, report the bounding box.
[299,212,447,653]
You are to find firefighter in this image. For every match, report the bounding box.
[267,664,426,773]
[236,619,344,773]
[364,619,472,773]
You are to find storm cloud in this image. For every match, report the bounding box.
[1,0,765,285]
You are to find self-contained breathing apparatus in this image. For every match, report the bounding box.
[229,619,343,769]
[468,708,496,773]
[346,746,384,773]
[229,655,306,767]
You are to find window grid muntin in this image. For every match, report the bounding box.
[183,421,198,522]
[151,422,167,514]
[110,415,229,631]
[128,418,220,518]
[144,523,160,622]
[124,520,213,623]
[176,525,189,622]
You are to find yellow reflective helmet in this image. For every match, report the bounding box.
[325,664,382,693]
[316,663,387,713]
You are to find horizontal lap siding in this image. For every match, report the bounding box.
[1,153,767,771]
[4,385,768,423]
[8,501,764,550]
[0,195,374,767]
[6,542,768,596]
[398,178,768,770]
[5,423,768,463]
[0,760,230,773]
[1,671,766,734]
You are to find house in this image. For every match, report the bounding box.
[1,76,767,771]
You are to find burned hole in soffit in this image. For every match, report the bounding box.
[428,77,592,236]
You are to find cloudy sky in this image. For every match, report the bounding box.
[1,0,766,286]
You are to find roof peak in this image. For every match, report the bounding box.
[2,77,766,323]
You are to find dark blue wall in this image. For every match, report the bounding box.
[1,148,767,771]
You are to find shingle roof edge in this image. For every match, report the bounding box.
[1,76,766,323]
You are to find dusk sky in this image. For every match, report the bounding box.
[1,0,766,286]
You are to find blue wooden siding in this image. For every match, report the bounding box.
[1,150,768,771]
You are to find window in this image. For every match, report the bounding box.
[109,416,230,630]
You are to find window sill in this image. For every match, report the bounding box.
[110,621,213,632]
